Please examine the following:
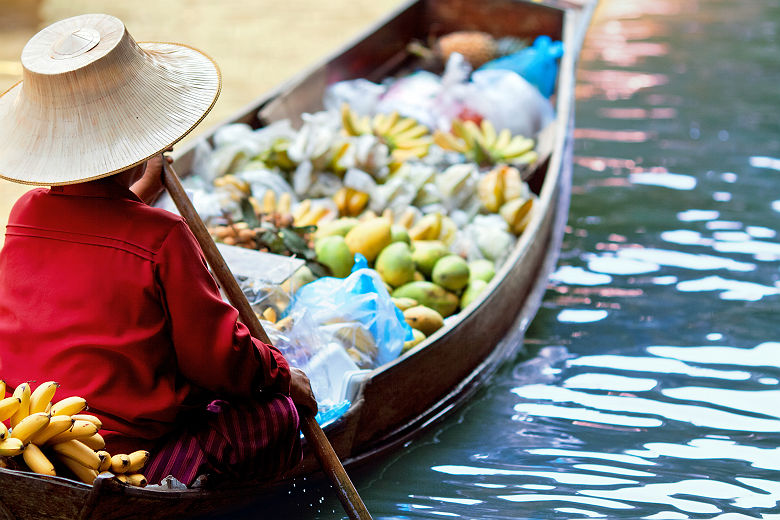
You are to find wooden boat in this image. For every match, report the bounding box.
[0,0,595,518]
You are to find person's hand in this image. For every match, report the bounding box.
[130,147,173,204]
[289,367,318,415]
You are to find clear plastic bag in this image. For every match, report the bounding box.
[286,254,413,368]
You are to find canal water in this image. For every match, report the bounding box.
[267,0,780,518]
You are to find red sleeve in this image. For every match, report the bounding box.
[155,220,290,396]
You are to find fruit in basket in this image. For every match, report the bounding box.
[468,259,496,283]
[411,240,449,278]
[333,187,370,217]
[375,242,416,288]
[392,281,459,317]
[314,217,359,239]
[315,236,354,278]
[391,297,418,312]
[461,279,489,308]
[344,218,392,263]
[390,225,411,244]
[431,255,470,291]
[403,305,444,336]
[403,328,427,353]
[341,104,432,162]
[409,213,443,241]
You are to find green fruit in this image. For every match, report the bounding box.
[468,259,496,283]
[344,218,392,263]
[288,265,316,292]
[390,225,411,244]
[402,328,427,353]
[392,281,459,317]
[314,217,359,239]
[375,242,416,287]
[391,297,418,312]
[460,279,488,308]
[403,305,444,336]
[411,240,449,277]
[431,255,469,291]
[315,235,354,278]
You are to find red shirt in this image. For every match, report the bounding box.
[0,180,290,450]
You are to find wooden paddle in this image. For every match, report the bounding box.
[161,160,372,520]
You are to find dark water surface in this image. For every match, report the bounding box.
[232,0,780,518]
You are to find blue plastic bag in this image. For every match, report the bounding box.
[288,254,414,367]
[478,35,564,98]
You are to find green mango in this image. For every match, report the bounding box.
[410,240,449,278]
[375,242,415,288]
[313,217,359,240]
[432,255,469,291]
[468,259,496,283]
[315,235,354,278]
[392,281,459,317]
[390,225,411,244]
[460,279,488,309]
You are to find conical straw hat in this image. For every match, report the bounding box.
[0,13,221,185]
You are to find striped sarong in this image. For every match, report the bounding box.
[143,394,302,486]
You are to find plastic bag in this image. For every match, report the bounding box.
[287,254,414,368]
[479,35,564,98]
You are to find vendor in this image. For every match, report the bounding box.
[0,14,316,486]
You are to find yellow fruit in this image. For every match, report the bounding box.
[59,455,98,484]
[71,414,102,429]
[391,297,418,312]
[315,235,354,278]
[0,422,6,440]
[402,328,427,353]
[375,242,416,288]
[117,473,148,487]
[10,412,50,444]
[499,197,536,234]
[499,165,526,202]
[344,218,392,263]
[0,438,24,456]
[126,450,151,473]
[392,281,459,318]
[0,380,4,399]
[46,420,98,445]
[346,190,370,217]
[0,396,21,422]
[52,439,101,470]
[50,396,87,417]
[23,443,56,476]
[80,433,106,451]
[409,213,442,241]
[403,305,445,336]
[30,415,74,445]
[431,255,470,292]
[97,451,112,472]
[110,453,131,474]
[9,383,31,428]
[461,279,489,309]
[477,168,505,213]
[29,381,59,415]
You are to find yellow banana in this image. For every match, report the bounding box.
[477,168,505,213]
[296,206,330,227]
[433,130,467,153]
[0,380,5,399]
[493,128,512,151]
[71,414,102,429]
[97,451,112,472]
[0,437,24,456]
[499,165,526,201]
[397,208,417,229]
[277,192,292,215]
[117,473,148,487]
[373,110,398,136]
[46,420,98,445]
[346,190,369,217]
[391,136,432,150]
[389,125,429,146]
[50,396,87,417]
[386,117,417,137]
[30,415,74,445]
[9,383,31,428]
[0,422,6,440]
[126,450,151,473]
[110,453,131,474]
[409,213,443,241]
[10,412,50,444]
[58,455,98,484]
[391,145,430,163]
[29,381,59,415]
[291,199,311,222]
[0,396,21,422]
[52,439,101,470]
[500,197,536,235]
[22,443,56,476]
[79,433,105,451]
[480,119,498,149]
[499,135,534,158]
[262,190,276,214]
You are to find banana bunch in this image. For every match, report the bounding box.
[340,104,432,163]
[0,380,149,487]
[433,119,538,167]
[213,174,252,201]
[333,187,370,217]
[477,164,531,214]
[292,199,334,227]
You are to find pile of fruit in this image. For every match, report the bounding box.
[192,58,542,366]
[0,380,149,487]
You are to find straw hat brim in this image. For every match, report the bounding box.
[0,41,221,186]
